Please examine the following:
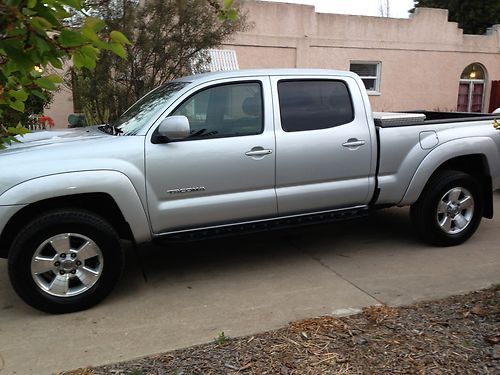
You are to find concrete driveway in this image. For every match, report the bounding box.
[1,191,500,374]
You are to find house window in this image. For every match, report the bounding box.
[349,62,381,95]
[457,63,487,112]
[191,49,239,74]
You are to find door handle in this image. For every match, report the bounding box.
[342,138,366,148]
[245,148,273,157]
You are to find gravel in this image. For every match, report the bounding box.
[63,285,499,375]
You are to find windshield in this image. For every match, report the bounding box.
[114,82,188,135]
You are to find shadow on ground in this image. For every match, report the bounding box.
[127,206,418,290]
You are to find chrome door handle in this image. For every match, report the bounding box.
[342,139,366,148]
[245,148,273,157]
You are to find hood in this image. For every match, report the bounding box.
[0,126,109,155]
[0,126,145,199]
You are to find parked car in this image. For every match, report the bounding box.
[1,69,499,313]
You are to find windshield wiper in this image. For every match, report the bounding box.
[98,123,123,136]
[190,128,206,137]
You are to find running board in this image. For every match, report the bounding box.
[154,206,369,242]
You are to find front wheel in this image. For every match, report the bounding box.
[410,170,483,246]
[8,210,124,313]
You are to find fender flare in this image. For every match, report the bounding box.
[400,137,500,206]
[0,170,152,243]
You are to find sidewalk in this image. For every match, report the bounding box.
[1,192,499,374]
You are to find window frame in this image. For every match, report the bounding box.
[276,78,355,133]
[167,80,265,142]
[349,61,381,96]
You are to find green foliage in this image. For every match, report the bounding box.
[2,88,54,131]
[83,104,109,126]
[0,0,130,149]
[214,331,229,345]
[412,0,500,35]
[72,0,248,124]
[0,123,30,149]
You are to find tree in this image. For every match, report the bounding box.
[412,0,500,35]
[379,0,390,17]
[0,0,132,148]
[2,88,54,129]
[72,0,248,124]
[0,0,237,148]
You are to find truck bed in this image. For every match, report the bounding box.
[374,111,498,128]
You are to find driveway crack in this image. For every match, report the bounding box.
[0,351,5,372]
[284,236,384,305]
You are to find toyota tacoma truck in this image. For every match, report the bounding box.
[1,69,499,313]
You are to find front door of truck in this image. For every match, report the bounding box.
[145,77,277,233]
[271,76,376,215]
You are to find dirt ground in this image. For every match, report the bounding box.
[64,286,499,375]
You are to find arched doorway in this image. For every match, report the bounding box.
[457,63,487,112]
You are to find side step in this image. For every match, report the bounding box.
[154,206,370,242]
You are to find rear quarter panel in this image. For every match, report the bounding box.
[377,119,500,206]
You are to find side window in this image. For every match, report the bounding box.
[277,80,354,132]
[172,82,263,139]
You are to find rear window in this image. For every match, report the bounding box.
[277,80,354,132]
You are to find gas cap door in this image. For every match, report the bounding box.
[419,130,439,150]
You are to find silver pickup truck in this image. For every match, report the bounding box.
[1,69,499,313]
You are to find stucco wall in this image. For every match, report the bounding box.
[45,1,500,127]
[45,83,74,129]
[224,1,500,112]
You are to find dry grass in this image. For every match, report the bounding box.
[63,286,500,375]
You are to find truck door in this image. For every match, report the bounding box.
[145,77,277,233]
[271,76,376,215]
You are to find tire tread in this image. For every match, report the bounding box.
[410,169,483,246]
[8,209,123,313]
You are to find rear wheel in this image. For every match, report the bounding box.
[410,170,483,246]
[8,210,124,313]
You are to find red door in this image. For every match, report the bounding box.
[489,81,500,112]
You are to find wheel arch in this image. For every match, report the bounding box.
[409,168,485,246]
[401,142,495,219]
[435,155,493,219]
[0,171,152,258]
[0,193,133,258]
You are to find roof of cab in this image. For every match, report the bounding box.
[176,68,359,83]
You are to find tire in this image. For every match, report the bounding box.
[8,210,124,313]
[410,170,483,246]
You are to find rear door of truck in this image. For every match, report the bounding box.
[270,75,377,215]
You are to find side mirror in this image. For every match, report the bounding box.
[155,116,190,142]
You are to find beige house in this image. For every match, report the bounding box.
[46,1,500,128]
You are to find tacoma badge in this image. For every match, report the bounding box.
[167,186,206,194]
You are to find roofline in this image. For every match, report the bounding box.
[176,68,359,83]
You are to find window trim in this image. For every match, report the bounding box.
[277,78,355,133]
[164,80,265,142]
[349,61,381,96]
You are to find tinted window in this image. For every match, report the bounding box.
[172,82,263,139]
[277,80,354,132]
